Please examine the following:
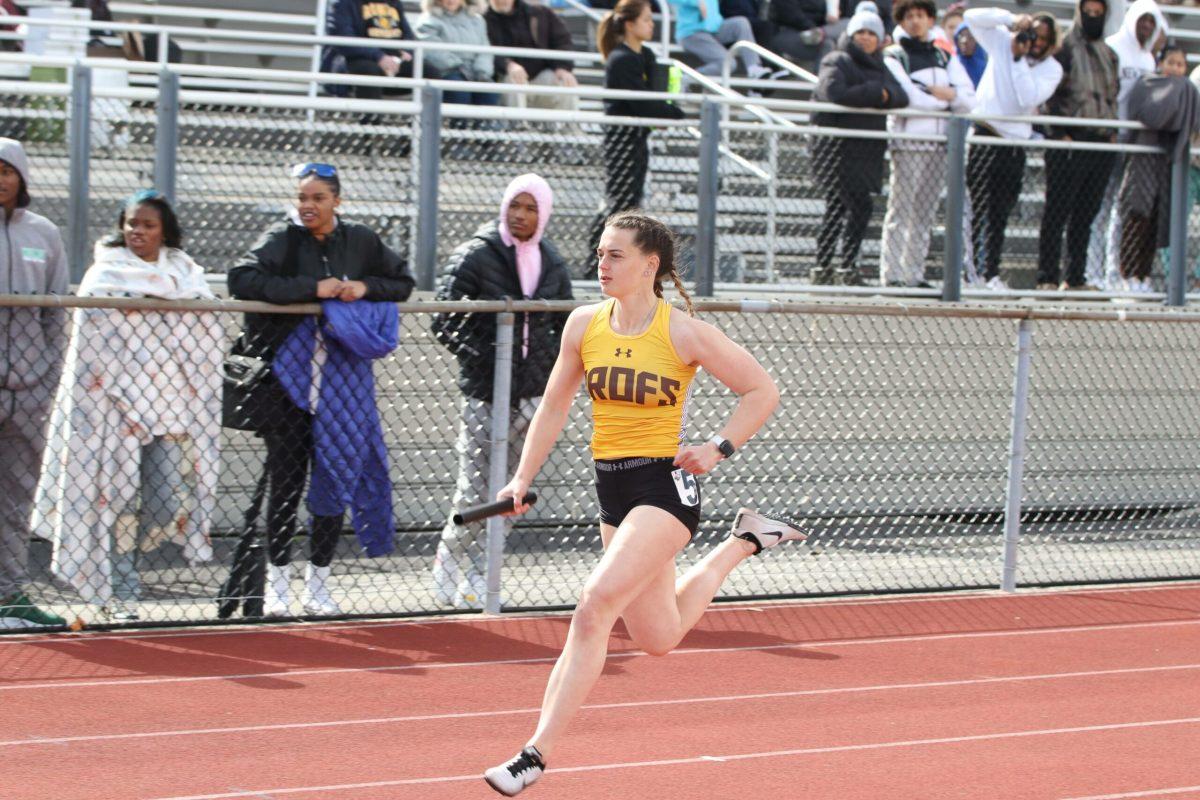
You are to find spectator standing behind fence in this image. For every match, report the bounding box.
[953,21,988,88]
[226,164,415,617]
[0,139,68,629]
[963,8,1061,291]
[485,0,579,112]
[810,7,907,286]
[1117,46,1200,293]
[34,193,222,622]
[1087,0,1167,290]
[879,0,974,288]
[430,174,573,609]
[323,0,433,102]
[586,0,686,267]
[669,0,778,79]
[1035,0,1119,292]
[416,0,501,109]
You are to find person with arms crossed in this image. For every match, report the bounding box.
[482,211,804,796]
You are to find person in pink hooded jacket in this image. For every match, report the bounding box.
[430,174,573,609]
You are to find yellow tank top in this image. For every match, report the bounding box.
[580,298,698,460]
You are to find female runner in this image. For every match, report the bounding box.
[484,212,804,796]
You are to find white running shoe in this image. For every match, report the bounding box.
[264,563,292,617]
[431,541,459,607]
[302,563,341,616]
[484,746,545,796]
[730,508,807,554]
[985,276,1009,292]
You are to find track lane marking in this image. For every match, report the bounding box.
[3,617,1199,692]
[144,716,1200,800]
[1061,787,1200,800]
[3,662,1200,748]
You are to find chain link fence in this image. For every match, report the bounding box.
[3,296,1199,630]
[5,69,1198,300]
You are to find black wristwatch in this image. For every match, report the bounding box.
[707,435,735,458]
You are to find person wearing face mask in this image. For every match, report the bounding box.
[430,174,573,609]
[1035,0,1119,291]
[226,163,415,618]
[0,138,69,629]
[962,7,1062,291]
[34,192,221,623]
[810,6,908,286]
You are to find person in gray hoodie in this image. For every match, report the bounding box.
[0,138,69,628]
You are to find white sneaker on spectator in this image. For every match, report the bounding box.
[264,563,292,617]
[985,276,1009,292]
[454,571,507,610]
[302,563,341,616]
[431,541,459,607]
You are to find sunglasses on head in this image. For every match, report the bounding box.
[291,162,338,179]
[128,188,165,204]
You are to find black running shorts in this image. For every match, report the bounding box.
[594,456,702,537]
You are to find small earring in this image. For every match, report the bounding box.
[643,270,651,277]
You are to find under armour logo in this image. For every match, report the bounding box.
[615,348,632,358]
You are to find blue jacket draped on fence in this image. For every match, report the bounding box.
[274,300,400,557]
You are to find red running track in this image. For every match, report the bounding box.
[1,582,1199,800]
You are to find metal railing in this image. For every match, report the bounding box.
[2,53,1196,304]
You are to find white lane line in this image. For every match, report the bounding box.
[5,617,1200,693]
[1061,787,1200,800]
[3,580,1195,646]
[145,716,1200,800]
[5,662,1200,749]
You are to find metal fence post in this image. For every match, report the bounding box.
[1166,144,1189,307]
[484,312,516,615]
[154,69,180,202]
[1001,318,1034,592]
[695,100,720,297]
[942,116,968,302]
[67,64,92,285]
[416,85,443,292]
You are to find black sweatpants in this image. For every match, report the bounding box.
[261,411,342,568]
[967,136,1026,281]
[587,125,651,272]
[813,136,874,282]
[1037,147,1116,287]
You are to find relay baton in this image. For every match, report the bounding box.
[453,492,538,525]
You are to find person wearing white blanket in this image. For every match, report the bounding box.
[33,191,222,622]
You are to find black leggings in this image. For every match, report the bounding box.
[262,412,342,568]
[587,125,651,271]
[967,135,1026,280]
[1037,147,1116,287]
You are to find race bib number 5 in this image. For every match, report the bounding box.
[670,468,700,507]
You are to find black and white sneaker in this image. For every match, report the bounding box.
[484,745,545,796]
[731,508,807,554]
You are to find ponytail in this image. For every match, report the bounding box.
[598,0,651,61]
[605,210,695,317]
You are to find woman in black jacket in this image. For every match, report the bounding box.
[226,163,414,617]
[585,0,686,271]
[811,8,906,285]
[430,173,573,608]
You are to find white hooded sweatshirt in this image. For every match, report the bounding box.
[1105,0,1168,119]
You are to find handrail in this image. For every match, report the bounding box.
[558,0,604,23]
[669,59,795,128]
[5,294,1199,323]
[107,2,317,28]
[9,14,609,67]
[721,41,818,92]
